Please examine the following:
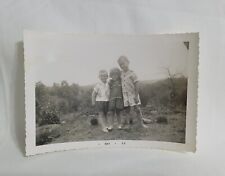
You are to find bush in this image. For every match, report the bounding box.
[36,100,60,126]
[36,82,60,126]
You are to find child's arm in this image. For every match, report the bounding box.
[134,81,140,103]
[92,84,99,105]
[131,72,140,104]
[92,91,97,106]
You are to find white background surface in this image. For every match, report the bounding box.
[0,0,225,175]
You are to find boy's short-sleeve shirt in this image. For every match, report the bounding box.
[93,82,110,101]
[121,70,141,107]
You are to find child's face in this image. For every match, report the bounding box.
[118,60,129,72]
[111,73,120,81]
[99,73,108,83]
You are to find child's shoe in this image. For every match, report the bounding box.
[117,124,122,130]
[107,126,113,131]
[102,127,109,133]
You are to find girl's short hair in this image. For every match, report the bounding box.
[109,67,121,77]
[117,55,130,64]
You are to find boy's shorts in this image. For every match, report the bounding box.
[109,98,124,111]
[95,101,109,114]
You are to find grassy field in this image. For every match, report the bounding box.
[49,106,186,144]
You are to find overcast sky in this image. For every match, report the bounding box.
[25,33,189,86]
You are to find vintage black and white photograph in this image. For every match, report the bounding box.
[24,32,198,155]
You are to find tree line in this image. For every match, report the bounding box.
[36,77,187,127]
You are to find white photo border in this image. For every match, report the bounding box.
[24,31,199,156]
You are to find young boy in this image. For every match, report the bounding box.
[108,68,124,130]
[117,56,147,128]
[92,70,110,132]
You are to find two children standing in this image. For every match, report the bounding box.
[92,56,147,132]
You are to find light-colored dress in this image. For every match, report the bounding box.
[121,70,141,107]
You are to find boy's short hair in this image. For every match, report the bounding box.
[117,55,130,64]
[109,67,121,77]
[99,70,108,76]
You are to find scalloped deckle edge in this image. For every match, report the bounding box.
[24,31,199,156]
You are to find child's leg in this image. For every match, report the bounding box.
[128,106,136,127]
[116,110,122,129]
[98,112,108,132]
[129,108,134,124]
[120,107,129,127]
[119,107,132,129]
[108,99,117,130]
[119,109,126,127]
[107,111,114,130]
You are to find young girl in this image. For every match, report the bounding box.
[117,56,147,128]
[92,70,110,132]
[107,68,124,130]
